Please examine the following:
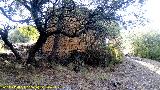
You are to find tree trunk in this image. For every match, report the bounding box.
[1,37,21,60]
[48,34,60,63]
[26,33,47,66]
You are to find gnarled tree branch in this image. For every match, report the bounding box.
[0,7,31,23]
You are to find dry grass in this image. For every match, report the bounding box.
[1,57,160,90]
[0,59,116,90]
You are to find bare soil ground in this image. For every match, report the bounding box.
[0,56,160,90]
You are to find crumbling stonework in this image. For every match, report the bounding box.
[42,8,105,59]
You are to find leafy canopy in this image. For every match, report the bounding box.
[18,26,39,42]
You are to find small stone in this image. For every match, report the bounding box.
[111,80,121,87]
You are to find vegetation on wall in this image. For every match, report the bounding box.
[0,0,145,68]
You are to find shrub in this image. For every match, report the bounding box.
[84,49,111,67]
[18,26,39,42]
[8,29,30,43]
[64,44,123,69]
[132,32,160,60]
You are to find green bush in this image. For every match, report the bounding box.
[8,29,30,43]
[86,45,123,67]
[8,26,39,44]
[132,32,160,60]
[18,26,39,42]
[65,42,123,67]
[106,42,123,65]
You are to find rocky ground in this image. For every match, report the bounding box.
[0,56,160,90]
[108,56,160,90]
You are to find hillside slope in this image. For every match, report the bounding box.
[0,56,160,90]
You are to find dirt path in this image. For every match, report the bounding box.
[0,57,160,90]
[108,56,160,90]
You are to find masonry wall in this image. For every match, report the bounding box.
[42,10,104,58]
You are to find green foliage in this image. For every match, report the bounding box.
[4,25,39,44]
[106,41,123,65]
[64,43,123,69]
[104,22,123,65]
[106,22,121,38]
[132,32,160,60]
[18,26,39,42]
[84,43,123,67]
[8,29,30,43]
[74,7,123,66]
[96,21,123,65]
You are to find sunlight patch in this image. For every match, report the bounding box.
[134,59,160,75]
